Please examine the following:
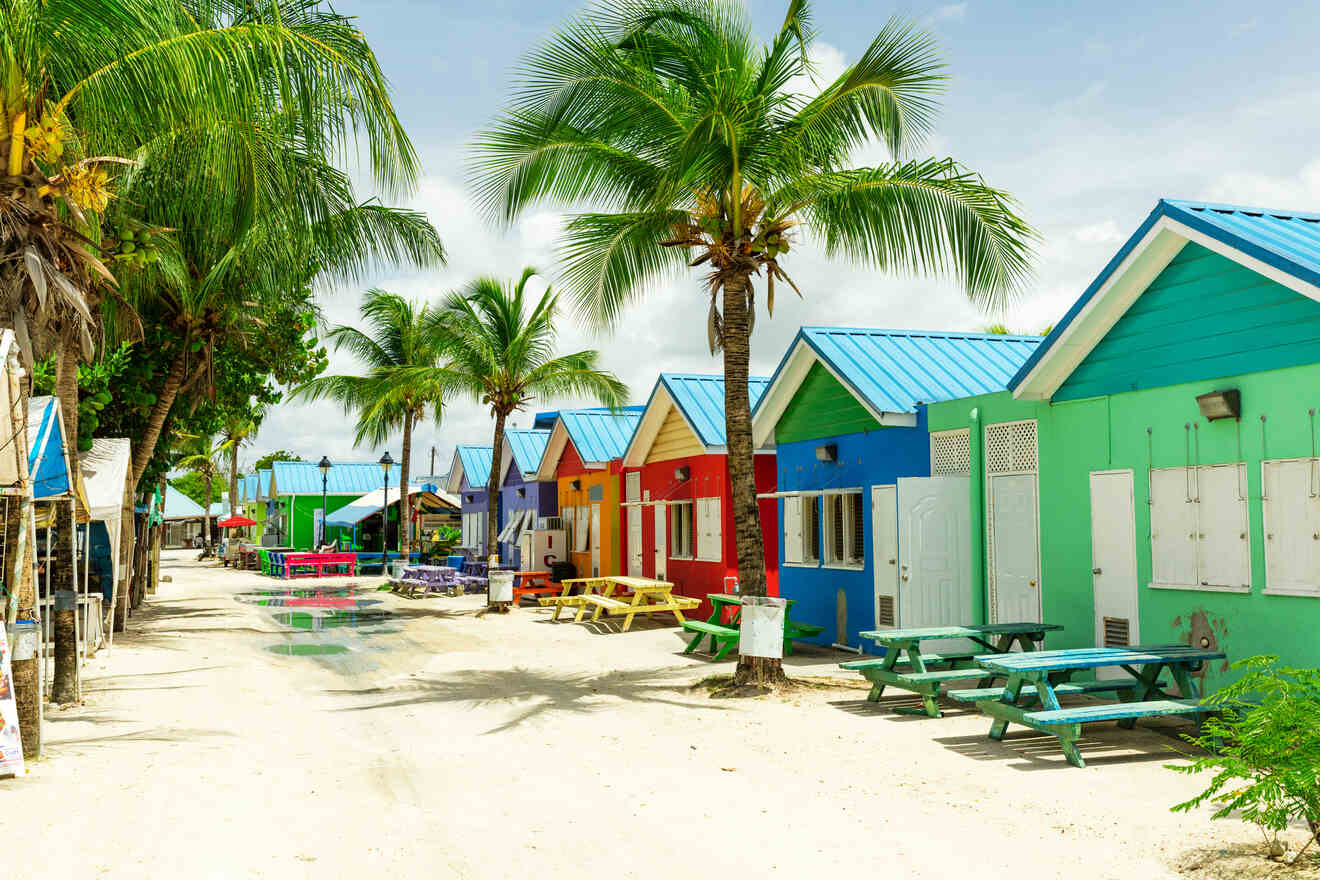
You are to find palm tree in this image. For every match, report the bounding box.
[421,269,626,591]
[223,406,265,521]
[290,289,449,557]
[471,0,1035,682]
[175,433,232,554]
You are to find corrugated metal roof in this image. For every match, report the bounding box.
[505,429,551,475]
[659,374,771,446]
[271,460,404,496]
[767,327,1042,415]
[162,484,206,519]
[1011,199,1320,391]
[244,473,259,501]
[258,470,271,497]
[326,484,459,527]
[559,407,644,464]
[455,445,493,489]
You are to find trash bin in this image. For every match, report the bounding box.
[489,570,515,603]
[8,620,37,662]
[739,596,786,659]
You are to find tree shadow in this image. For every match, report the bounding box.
[47,726,236,748]
[931,723,1197,771]
[323,666,730,734]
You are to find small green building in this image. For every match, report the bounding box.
[268,460,405,550]
[925,199,1320,692]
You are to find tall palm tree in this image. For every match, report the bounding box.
[424,270,627,586]
[471,0,1035,682]
[223,406,265,520]
[175,432,232,554]
[290,289,448,557]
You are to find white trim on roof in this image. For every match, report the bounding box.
[622,383,707,468]
[1013,216,1320,402]
[446,450,465,495]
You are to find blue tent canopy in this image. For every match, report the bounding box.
[28,396,71,499]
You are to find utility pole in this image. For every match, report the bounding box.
[430,446,435,477]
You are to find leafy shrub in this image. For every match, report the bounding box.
[1169,655,1320,862]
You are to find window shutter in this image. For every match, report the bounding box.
[708,496,721,560]
[575,506,590,552]
[1150,468,1197,587]
[849,492,865,563]
[830,495,844,563]
[783,498,802,564]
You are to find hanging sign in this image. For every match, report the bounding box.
[313,509,325,547]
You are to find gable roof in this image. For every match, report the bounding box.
[499,429,552,484]
[446,445,493,493]
[534,407,643,480]
[270,460,404,496]
[257,469,272,498]
[244,473,259,502]
[162,484,206,519]
[1012,199,1320,400]
[624,374,771,466]
[751,327,1042,446]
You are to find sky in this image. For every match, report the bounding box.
[244,0,1320,478]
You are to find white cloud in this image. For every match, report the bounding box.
[785,41,848,100]
[926,3,968,24]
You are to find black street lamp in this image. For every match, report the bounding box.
[318,456,332,548]
[379,451,394,563]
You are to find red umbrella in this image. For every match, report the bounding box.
[216,514,257,528]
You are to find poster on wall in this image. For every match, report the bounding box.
[0,625,25,777]
[313,509,325,548]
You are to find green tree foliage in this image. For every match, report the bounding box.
[171,472,225,508]
[1169,656,1320,863]
[253,450,304,472]
[33,344,133,451]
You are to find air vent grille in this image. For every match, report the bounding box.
[877,595,896,628]
[1103,616,1131,648]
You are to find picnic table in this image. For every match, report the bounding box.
[959,645,1226,768]
[842,623,1064,718]
[273,552,357,578]
[682,594,825,661]
[354,551,421,573]
[538,576,699,631]
[510,571,556,605]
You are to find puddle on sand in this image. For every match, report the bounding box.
[236,587,359,601]
[271,610,395,631]
[249,597,384,608]
[266,644,350,656]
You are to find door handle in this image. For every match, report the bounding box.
[1091,567,1102,575]
[887,558,896,564]
[901,575,909,582]
[1028,580,1037,587]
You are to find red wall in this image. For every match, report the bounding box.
[554,440,588,479]
[624,452,778,619]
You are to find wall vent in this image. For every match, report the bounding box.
[985,419,1038,475]
[930,429,971,475]
[1102,616,1131,648]
[538,516,564,531]
[877,595,896,628]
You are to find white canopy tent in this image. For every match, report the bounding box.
[80,438,131,590]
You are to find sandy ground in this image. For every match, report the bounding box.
[3,549,1310,879]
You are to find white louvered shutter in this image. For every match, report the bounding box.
[783,497,802,564]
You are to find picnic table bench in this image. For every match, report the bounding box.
[277,552,357,579]
[682,594,825,661]
[510,571,557,605]
[538,576,698,631]
[968,644,1225,767]
[844,623,1063,718]
[538,577,610,620]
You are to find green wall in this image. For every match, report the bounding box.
[776,362,880,444]
[929,359,1320,692]
[285,495,362,550]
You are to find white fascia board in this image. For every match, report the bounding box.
[622,384,677,468]
[445,451,465,495]
[498,437,518,487]
[750,339,817,447]
[1013,221,1188,401]
[533,422,570,482]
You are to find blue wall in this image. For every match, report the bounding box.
[776,411,931,649]
[499,467,558,568]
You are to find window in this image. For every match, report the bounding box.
[695,497,722,561]
[823,491,865,567]
[782,495,822,565]
[1262,458,1320,596]
[1150,463,1249,592]
[670,501,695,559]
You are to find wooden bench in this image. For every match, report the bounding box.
[575,588,700,632]
[681,620,740,660]
[947,678,1163,703]
[841,652,980,672]
[1026,698,1205,726]
[784,622,824,652]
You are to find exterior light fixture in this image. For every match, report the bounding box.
[318,455,332,477]
[815,443,838,462]
[1195,389,1241,422]
[570,479,581,490]
[517,487,526,497]
[674,465,691,482]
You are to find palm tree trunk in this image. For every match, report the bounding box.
[50,499,78,703]
[201,471,213,551]
[228,440,239,519]
[5,356,40,755]
[54,323,80,465]
[399,412,413,558]
[722,273,785,687]
[486,409,507,610]
[131,348,187,489]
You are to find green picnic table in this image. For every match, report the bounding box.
[844,622,1063,717]
[681,594,825,661]
[960,645,1225,767]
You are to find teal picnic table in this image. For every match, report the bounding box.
[961,645,1226,768]
[681,594,824,661]
[843,623,1063,718]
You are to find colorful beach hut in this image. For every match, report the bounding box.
[268,460,404,550]
[750,327,1040,649]
[620,374,777,618]
[534,408,643,579]
[447,445,493,556]
[923,199,1320,689]
[496,429,556,568]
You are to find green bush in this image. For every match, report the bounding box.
[1168,655,1320,862]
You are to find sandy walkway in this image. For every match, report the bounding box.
[3,550,1292,879]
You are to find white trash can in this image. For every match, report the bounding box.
[489,570,515,604]
[739,596,786,659]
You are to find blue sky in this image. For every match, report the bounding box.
[250,0,1320,473]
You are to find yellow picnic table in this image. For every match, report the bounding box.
[538,576,698,631]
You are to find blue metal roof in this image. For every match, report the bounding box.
[657,374,771,446]
[455,445,493,489]
[757,327,1042,418]
[1010,199,1320,391]
[505,429,551,475]
[244,474,259,501]
[162,484,206,519]
[271,460,404,496]
[560,407,644,463]
[532,411,558,429]
[258,469,272,497]
[27,396,70,499]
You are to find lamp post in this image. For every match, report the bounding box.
[379,451,394,564]
[318,456,332,548]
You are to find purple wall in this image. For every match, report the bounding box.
[499,465,558,568]
[459,473,491,555]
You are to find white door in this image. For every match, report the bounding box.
[590,503,602,576]
[898,476,971,651]
[1090,470,1139,675]
[871,485,899,629]
[989,474,1041,624]
[627,508,643,577]
[653,504,667,580]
